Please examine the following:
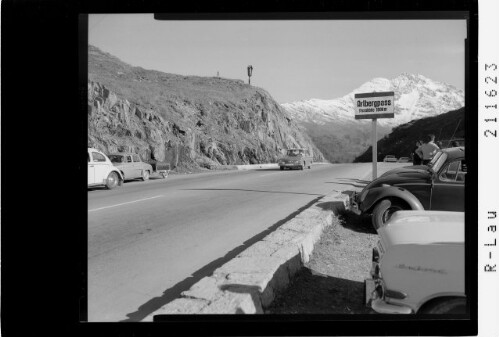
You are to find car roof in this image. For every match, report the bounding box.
[441,146,465,161]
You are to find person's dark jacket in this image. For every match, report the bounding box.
[412,146,422,165]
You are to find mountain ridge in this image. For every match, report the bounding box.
[88,45,325,171]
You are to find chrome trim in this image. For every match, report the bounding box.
[371,299,413,314]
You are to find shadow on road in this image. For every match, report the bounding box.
[121,195,324,322]
[181,188,323,197]
[266,267,375,314]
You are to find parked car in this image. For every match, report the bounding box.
[365,210,466,314]
[397,157,410,163]
[88,148,124,189]
[351,146,465,228]
[108,152,154,181]
[278,148,313,170]
[383,155,397,162]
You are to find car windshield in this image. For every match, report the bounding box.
[287,150,302,156]
[386,155,395,158]
[429,151,447,172]
[108,155,124,163]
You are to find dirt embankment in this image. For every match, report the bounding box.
[266,211,377,314]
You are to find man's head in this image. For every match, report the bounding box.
[426,134,435,143]
[451,140,460,147]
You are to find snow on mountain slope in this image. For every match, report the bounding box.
[282,73,464,128]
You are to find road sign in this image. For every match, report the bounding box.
[354,91,395,179]
[354,91,395,119]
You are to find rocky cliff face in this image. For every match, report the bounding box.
[88,45,324,170]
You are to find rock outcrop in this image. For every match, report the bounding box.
[88,45,324,170]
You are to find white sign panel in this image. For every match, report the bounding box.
[354,91,395,119]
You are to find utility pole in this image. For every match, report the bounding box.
[247,65,253,85]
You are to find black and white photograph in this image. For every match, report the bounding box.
[86,13,472,324]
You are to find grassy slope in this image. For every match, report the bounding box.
[353,107,465,162]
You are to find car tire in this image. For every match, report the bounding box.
[280,166,284,170]
[419,297,466,314]
[300,164,304,170]
[106,172,119,189]
[372,199,407,229]
[142,170,150,181]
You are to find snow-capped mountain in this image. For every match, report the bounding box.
[282,73,464,128]
[280,73,464,163]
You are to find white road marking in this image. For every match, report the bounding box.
[88,195,164,212]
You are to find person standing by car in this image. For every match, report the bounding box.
[411,140,423,165]
[416,134,440,165]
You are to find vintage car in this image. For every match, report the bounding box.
[88,148,124,189]
[397,157,410,163]
[351,146,465,228]
[365,210,466,314]
[383,155,397,162]
[108,152,154,181]
[278,148,313,170]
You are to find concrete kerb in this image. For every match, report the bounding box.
[143,191,350,320]
[235,163,279,170]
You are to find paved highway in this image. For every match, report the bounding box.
[88,162,404,321]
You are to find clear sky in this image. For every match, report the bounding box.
[89,14,466,103]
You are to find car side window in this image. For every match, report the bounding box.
[440,160,464,182]
[92,152,107,162]
[126,155,132,163]
[133,154,141,162]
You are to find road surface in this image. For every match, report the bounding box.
[88,162,404,321]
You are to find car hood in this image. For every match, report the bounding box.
[378,211,464,248]
[364,168,431,189]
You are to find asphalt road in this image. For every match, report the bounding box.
[87,162,404,321]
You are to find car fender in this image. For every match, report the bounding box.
[361,186,424,213]
[111,168,124,185]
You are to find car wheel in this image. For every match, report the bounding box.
[372,199,406,229]
[142,170,150,181]
[419,297,466,314]
[300,164,304,170]
[280,166,284,170]
[106,172,119,189]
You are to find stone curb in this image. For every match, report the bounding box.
[143,191,350,320]
[235,163,279,170]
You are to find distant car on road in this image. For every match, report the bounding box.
[108,152,154,181]
[383,155,397,163]
[278,148,313,170]
[351,147,465,229]
[397,157,410,163]
[365,210,465,314]
[88,148,124,189]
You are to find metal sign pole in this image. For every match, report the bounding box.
[372,118,377,180]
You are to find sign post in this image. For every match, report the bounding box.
[354,91,395,180]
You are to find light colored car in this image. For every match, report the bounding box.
[397,157,410,163]
[383,155,397,162]
[365,210,466,314]
[88,148,124,189]
[278,148,313,170]
[108,152,154,181]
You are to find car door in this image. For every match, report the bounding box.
[88,152,95,184]
[91,151,109,185]
[133,154,143,177]
[121,155,134,179]
[430,159,465,211]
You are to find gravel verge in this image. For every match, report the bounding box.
[265,210,378,314]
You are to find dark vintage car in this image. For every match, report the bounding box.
[351,147,465,228]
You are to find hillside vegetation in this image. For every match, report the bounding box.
[88,46,324,171]
[353,107,465,162]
